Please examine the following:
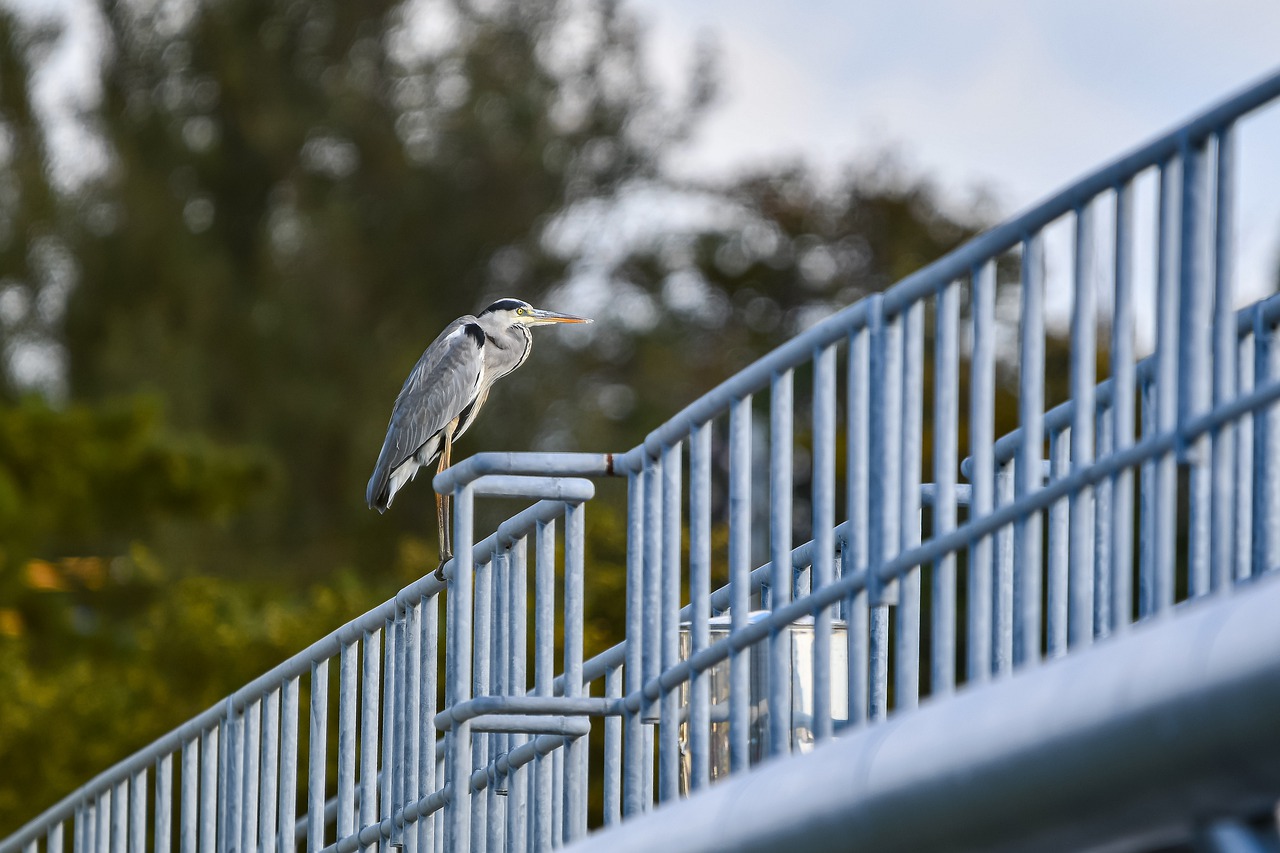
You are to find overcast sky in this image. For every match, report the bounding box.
[631,0,1280,322]
[636,1,1280,205]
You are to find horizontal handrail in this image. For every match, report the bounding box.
[566,572,1280,853]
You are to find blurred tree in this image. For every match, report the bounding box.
[530,164,993,455]
[53,0,712,579]
[0,12,65,401]
[0,0,1013,833]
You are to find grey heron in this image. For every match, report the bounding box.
[366,298,591,567]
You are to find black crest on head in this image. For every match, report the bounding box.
[480,298,529,316]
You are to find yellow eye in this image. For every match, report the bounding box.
[516,307,526,316]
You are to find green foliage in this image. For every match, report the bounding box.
[0,396,269,555]
[0,561,386,828]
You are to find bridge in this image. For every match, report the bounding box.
[7,68,1280,853]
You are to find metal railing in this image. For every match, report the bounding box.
[8,66,1280,853]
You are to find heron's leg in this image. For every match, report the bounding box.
[433,435,455,580]
[441,436,454,556]
[435,491,448,557]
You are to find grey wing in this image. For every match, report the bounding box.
[366,319,485,510]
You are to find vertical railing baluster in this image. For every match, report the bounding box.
[200,727,217,853]
[259,689,279,853]
[551,750,563,847]
[933,281,960,690]
[470,559,492,852]
[77,803,87,853]
[1257,317,1280,574]
[1235,330,1255,583]
[337,641,358,844]
[181,739,197,853]
[689,422,713,785]
[422,593,440,853]
[1111,181,1136,633]
[157,755,173,853]
[224,705,240,853]
[97,791,108,853]
[1016,235,1045,665]
[623,469,647,813]
[1211,125,1238,594]
[405,599,422,852]
[381,616,396,841]
[897,303,923,707]
[507,545,527,851]
[728,396,753,769]
[564,501,588,842]
[1139,372,1157,617]
[533,518,556,850]
[604,665,624,825]
[242,699,261,853]
[1181,137,1213,598]
[278,678,299,853]
[769,369,795,746]
[643,453,663,750]
[869,296,902,717]
[488,555,508,853]
[78,802,89,853]
[1069,201,1098,647]
[969,264,996,680]
[129,768,146,853]
[659,441,683,801]
[359,628,381,853]
[1047,426,1071,656]
[1154,157,1181,614]
[112,781,126,853]
[447,484,476,853]
[993,461,1014,675]
[393,609,408,849]
[307,661,329,853]
[812,344,837,732]
[847,326,870,724]
[1094,405,1114,637]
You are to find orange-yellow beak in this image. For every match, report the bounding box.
[527,308,592,326]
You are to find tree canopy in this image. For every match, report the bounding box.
[0,0,995,832]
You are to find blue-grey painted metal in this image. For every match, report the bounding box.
[659,441,682,800]
[727,396,752,768]
[563,573,1280,853]
[1069,202,1097,649]
[688,422,713,785]
[867,296,900,723]
[1153,159,1180,616]
[897,304,923,706]
[768,369,793,747]
[968,262,996,679]
[1016,235,1045,665]
[622,471,645,815]
[10,65,1280,853]
[1181,138,1213,598]
[1212,126,1238,596]
[1110,182,1136,635]
[931,281,959,691]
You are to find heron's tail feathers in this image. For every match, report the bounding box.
[367,454,418,513]
[366,449,395,512]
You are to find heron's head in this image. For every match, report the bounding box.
[479,298,592,328]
